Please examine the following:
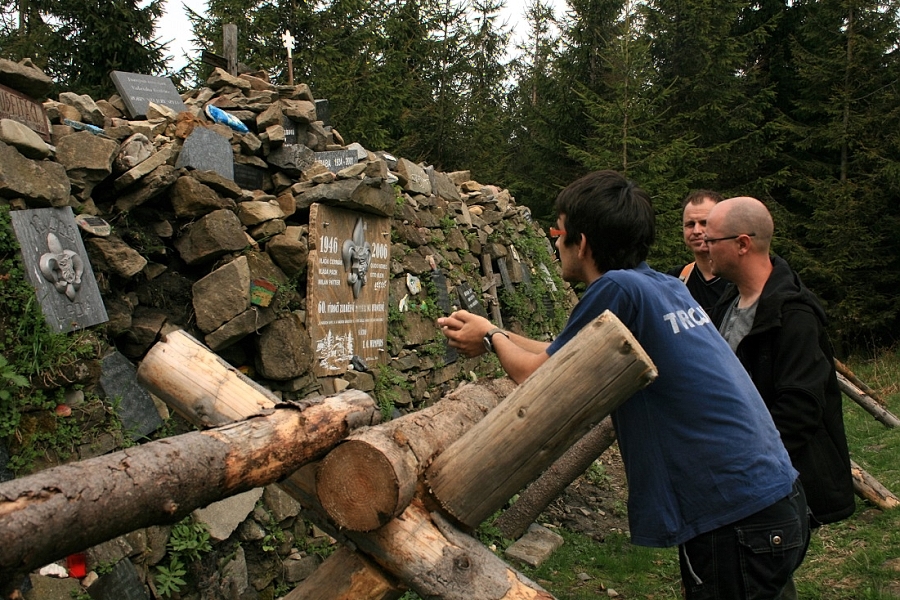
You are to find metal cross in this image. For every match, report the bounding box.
[281,30,296,59]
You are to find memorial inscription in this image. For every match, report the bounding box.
[0,83,51,141]
[110,71,187,119]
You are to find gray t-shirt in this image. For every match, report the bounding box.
[718,296,758,352]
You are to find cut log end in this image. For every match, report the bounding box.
[317,440,416,531]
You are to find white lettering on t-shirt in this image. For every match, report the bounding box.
[663,306,711,333]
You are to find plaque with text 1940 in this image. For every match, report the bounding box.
[109,71,188,119]
[9,207,109,333]
[307,203,391,376]
[314,149,359,173]
[0,83,51,141]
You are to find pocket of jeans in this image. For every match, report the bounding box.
[736,518,805,555]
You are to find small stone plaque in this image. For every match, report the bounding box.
[175,127,234,181]
[282,115,299,145]
[75,214,111,237]
[457,281,488,318]
[98,351,163,440]
[429,269,452,314]
[315,99,331,127]
[86,558,150,600]
[9,207,109,333]
[109,70,187,119]
[314,149,359,173]
[233,162,265,191]
[0,83,51,141]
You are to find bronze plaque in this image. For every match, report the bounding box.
[0,83,51,142]
[307,204,391,376]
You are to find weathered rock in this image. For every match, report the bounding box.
[23,573,80,600]
[265,230,308,277]
[256,102,283,131]
[266,144,316,176]
[113,133,153,174]
[58,91,105,126]
[0,57,53,98]
[170,175,236,218]
[282,554,321,583]
[432,169,461,202]
[263,484,302,523]
[115,164,180,212]
[207,67,252,92]
[282,99,317,123]
[193,488,264,541]
[85,235,148,278]
[296,177,396,217]
[0,118,51,159]
[191,169,244,199]
[192,255,251,333]
[205,305,277,351]
[236,200,284,226]
[0,141,70,206]
[86,535,135,570]
[504,523,565,568]
[54,130,119,198]
[173,209,248,266]
[396,157,432,195]
[255,312,313,380]
[114,144,175,191]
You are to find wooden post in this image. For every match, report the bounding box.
[426,311,657,527]
[0,392,378,591]
[851,459,900,510]
[281,29,296,86]
[283,547,404,600]
[481,254,503,328]
[315,379,514,531]
[495,417,617,540]
[224,23,238,76]
[837,372,900,428]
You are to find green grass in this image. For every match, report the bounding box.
[521,347,900,599]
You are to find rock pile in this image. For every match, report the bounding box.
[0,57,573,598]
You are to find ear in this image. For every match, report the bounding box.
[577,233,590,259]
[737,234,753,255]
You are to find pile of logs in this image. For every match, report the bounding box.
[0,311,658,598]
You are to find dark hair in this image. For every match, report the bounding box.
[681,189,724,209]
[554,170,654,272]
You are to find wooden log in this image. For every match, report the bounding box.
[316,379,514,531]
[834,359,886,406]
[283,547,404,600]
[426,311,656,527]
[837,372,900,428]
[482,254,504,327]
[851,459,900,511]
[0,392,378,591]
[495,417,617,540]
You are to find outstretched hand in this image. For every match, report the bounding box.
[438,310,495,358]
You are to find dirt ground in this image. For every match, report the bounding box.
[537,443,631,541]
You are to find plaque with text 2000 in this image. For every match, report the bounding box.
[307,204,391,376]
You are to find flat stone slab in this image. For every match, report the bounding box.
[504,524,565,568]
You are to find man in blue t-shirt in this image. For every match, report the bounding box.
[438,170,809,599]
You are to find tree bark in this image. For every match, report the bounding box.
[316,379,514,531]
[851,459,899,511]
[426,311,656,527]
[837,372,900,428]
[495,417,617,540]
[0,391,378,591]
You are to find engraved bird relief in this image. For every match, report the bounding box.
[341,217,372,300]
[39,232,84,301]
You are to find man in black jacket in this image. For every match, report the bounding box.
[706,196,855,527]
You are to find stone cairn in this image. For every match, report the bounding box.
[0,57,574,599]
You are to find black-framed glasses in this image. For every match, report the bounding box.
[703,233,756,244]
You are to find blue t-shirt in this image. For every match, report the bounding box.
[547,263,796,547]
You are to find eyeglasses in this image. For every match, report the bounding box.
[703,233,756,244]
[550,227,566,239]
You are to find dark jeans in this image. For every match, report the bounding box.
[679,479,810,600]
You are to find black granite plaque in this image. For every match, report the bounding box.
[9,207,109,333]
[282,115,299,145]
[175,127,234,181]
[314,149,359,173]
[429,269,452,314]
[315,98,331,127]
[233,162,265,191]
[109,71,187,119]
[497,258,514,294]
[457,281,488,318]
[86,558,150,600]
[98,351,163,440]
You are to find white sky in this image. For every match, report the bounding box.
[157,0,564,72]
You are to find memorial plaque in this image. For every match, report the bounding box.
[315,98,331,127]
[233,162,265,191]
[282,115,299,145]
[0,83,51,141]
[175,127,234,181]
[85,556,150,600]
[110,71,187,119]
[457,281,488,318]
[9,207,109,333]
[314,149,360,173]
[497,257,515,294]
[307,204,391,376]
[429,268,452,314]
[538,263,558,292]
[98,351,163,440]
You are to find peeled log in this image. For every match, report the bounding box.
[427,311,656,527]
[837,373,900,428]
[0,392,378,589]
[834,359,886,406]
[495,417,617,540]
[283,547,404,600]
[851,459,900,511]
[316,379,514,531]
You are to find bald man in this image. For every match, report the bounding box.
[706,197,855,529]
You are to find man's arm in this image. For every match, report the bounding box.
[438,310,549,384]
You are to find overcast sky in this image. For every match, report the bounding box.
[157,0,563,72]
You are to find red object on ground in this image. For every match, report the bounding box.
[66,552,86,578]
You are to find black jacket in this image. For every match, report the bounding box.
[711,256,855,525]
